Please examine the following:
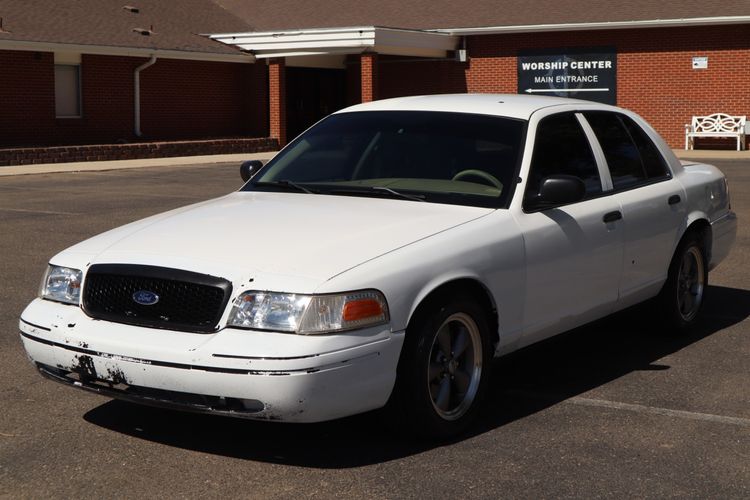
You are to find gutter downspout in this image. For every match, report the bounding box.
[134,55,157,138]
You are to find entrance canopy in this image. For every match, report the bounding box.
[210,26,458,59]
[210,26,459,147]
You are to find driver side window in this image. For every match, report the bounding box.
[524,113,601,206]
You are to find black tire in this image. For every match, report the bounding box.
[657,233,708,332]
[387,296,493,440]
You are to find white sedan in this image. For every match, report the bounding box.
[19,94,736,438]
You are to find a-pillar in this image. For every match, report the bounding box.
[268,58,287,147]
[360,52,379,103]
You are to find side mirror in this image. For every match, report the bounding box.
[240,160,264,182]
[529,175,586,209]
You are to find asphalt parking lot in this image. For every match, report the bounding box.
[1,159,748,498]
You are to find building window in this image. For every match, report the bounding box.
[54,64,81,118]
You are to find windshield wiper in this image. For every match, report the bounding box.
[371,186,425,202]
[254,180,317,194]
[330,185,425,202]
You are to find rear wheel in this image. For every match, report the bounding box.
[389,297,492,439]
[658,234,708,331]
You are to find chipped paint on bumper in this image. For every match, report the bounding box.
[19,298,405,422]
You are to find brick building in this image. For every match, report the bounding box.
[1,0,749,159]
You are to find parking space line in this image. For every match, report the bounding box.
[568,396,750,427]
[0,207,79,216]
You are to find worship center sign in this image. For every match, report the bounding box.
[517,47,617,104]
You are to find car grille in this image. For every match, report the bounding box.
[82,264,233,333]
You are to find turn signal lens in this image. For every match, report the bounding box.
[299,291,388,333]
[343,298,384,322]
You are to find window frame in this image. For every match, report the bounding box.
[579,111,673,194]
[522,111,608,213]
[619,113,672,182]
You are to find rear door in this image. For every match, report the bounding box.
[581,112,686,307]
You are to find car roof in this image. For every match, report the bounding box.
[337,93,608,120]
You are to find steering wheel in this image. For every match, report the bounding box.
[451,169,503,189]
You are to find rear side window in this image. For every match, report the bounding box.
[525,112,601,203]
[584,112,669,190]
[584,112,644,190]
[621,116,670,179]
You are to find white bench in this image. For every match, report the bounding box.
[685,113,746,150]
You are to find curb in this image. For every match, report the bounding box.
[0,152,278,177]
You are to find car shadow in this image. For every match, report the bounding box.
[83,285,750,468]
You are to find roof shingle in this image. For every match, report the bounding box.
[212,0,750,32]
[0,0,251,55]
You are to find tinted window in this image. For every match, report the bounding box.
[247,111,525,208]
[584,112,645,190]
[620,115,670,179]
[525,112,601,204]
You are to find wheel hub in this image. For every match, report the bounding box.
[427,312,483,421]
[676,245,705,322]
[447,359,458,375]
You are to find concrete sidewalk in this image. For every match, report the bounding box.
[674,149,750,160]
[0,151,277,177]
[0,148,746,177]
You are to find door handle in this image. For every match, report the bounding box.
[668,195,681,205]
[603,211,622,223]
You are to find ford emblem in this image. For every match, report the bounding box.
[132,290,160,306]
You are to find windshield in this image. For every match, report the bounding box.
[244,111,526,208]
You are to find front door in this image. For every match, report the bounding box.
[286,67,347,140]
[514,112,624,347]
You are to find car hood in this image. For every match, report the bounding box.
[55,192,493,291]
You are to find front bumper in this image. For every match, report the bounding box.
[19,298,404,422]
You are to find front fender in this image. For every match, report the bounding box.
[316,211,527,354]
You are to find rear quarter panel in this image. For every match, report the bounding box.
[678,161,736,268]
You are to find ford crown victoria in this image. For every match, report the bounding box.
[19,94,736,438]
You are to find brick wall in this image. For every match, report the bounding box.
[268,58,287,145]
[140,57,267,139]
[375,25,750,149]
[360,53,379,102]
[379,55,467,98]
[0,137,278,166]
[0,50,268,148]
[0,50,56,147]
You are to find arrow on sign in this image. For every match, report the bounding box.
[525,88,610,93]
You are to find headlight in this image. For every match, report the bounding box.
[227,289,389,334]
[40,265,82,305]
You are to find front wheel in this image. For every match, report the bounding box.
[388,298,493,439]
[658,234,708,331]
